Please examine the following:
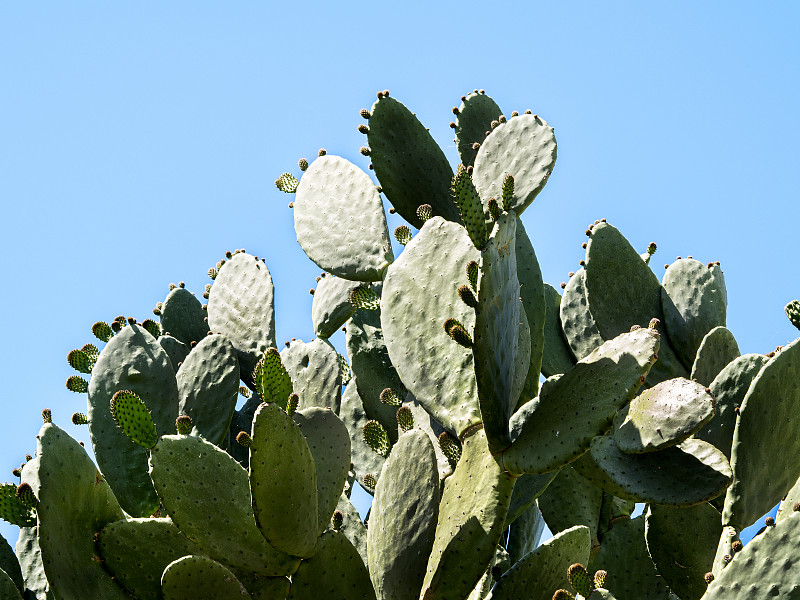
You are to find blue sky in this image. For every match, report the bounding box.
[1,3,798,547]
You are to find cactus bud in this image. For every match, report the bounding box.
[141,319,161,338]
[552,591,575,600]
[416,204,433,223]
[438,432,461,467]
[298,158,308,171]
[66,375,89,394]
[457,285,478,309]
[731,540,743,553]
[396,407,414,432]
[239,386,252,399]
[331,510,344,530]
[380,388,403,406]
[471,142,480,150]
[593,569,607,589]
[363,420,390,457]
[360,146,371,156]
[360,108,370,119]
[11,468,21,478]
[358,124,369,134]
[42,409,51,424]
[363,473,377,490]
[67,348,93,375]
[91,321,113,342]
[567,563,594,597]
[511,111,519,117]
[649,318,660,329]
[487,198,501,221]
[349,284,380,310]
[443,318,473,348]
[501,173,515,210]
[286,393,299,417]
[176,415,193,435]
[766,516,776,526]
[723,554,732,564]
[467,260,479,291]
[394,225,412,246]
[72,412,88,425]
[275,173,299,194]
[785,300,800,331]
[16,483,38,509]
[236,431,252,447]
[318,148,326,157]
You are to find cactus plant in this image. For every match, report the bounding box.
[1,88,798,600]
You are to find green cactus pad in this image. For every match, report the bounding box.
[472,113,557,216]
[689,325,740,386]
[613,377,715,453]
[97,517,202,600]
[474,212,520,452]
[381,216,482,437]
[88,324,178,516]
[292,407,351,537]
[287,530,375,600]
[644,502,722,600]
[589,435,732,506]
[568,563,594,598]
[0,568,22,600]
[583,222,687,385]
[65,374,89,393]
[15,522,55,600]
[294,154,393,281]
[703,511,800,598]
[350,284,381,310]
[515,220,547,400]
[368,430,439,600]
[504,468,558,528]
[451,164,488,249]
[312,273,357,338]
[506,499,546,566]
[502,328,659,476]
[722,337,800,529]
[538,466,604,548]
[394,225,412,246]
[176,333,240,445]
[422,428,516,600]
[92,320,113,342]
[110,390,159,449]
[140,318,161,338]
[693,354,767,460]
[159,287,209,346]
[253,348,293,409]
[207,252,276,378]
[33,423,128,600]
[777,475,800,523]
[396,406,414,432]
[366,95,459,229]
[454,91,503,167]
[487,526,590,600]
[275,172,299,193]
[661,258,727,369]
[0,483,35,527]
[281,338,342,413]
[339,379,385,492]
[560,269,603,361]
[588,516,671,600]
[66,348,93,374]
[149,434,300,576]
[249,402,318,558]
[363,420,390,457]
[0,533,23,595]
[159,334,190,373]
[161,555,250,599]
[542,283,577,376]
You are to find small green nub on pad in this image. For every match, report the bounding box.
[236,431,252,447]
[110,390,159,449]
[444,318,473,348]
[208,267,217,280]
[176,415,193,435]
[786,299,800,330]
[501,173,515,211]
[487,198,501,221]
[363,420,390,457]
[92,320,113,342]
[457,284,478,308]
[275,173,299,193]
[417,204,433,223]
[379,388,403,406]
[42,409,51,423]
[286,393,299,417]
[66,375,89,393]
[467,260,479,291]
[71,412,88,425]
[140,319,161,338]
[15,483,37,509]
[299,157,309,171]
[594,569,607,589]
[438,432,461,468]
[349,284,381,310]
[394,225,412,246]
[396,407,414,432]
[567,563,593,597]
[332,510,344,530]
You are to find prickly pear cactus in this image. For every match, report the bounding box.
[2,89,798,600]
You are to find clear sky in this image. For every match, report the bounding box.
[1,2,798,548]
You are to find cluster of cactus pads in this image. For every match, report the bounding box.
[1,89,799,600]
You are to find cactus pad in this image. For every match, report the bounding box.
[252,348,293,409]
[110,390,159,449]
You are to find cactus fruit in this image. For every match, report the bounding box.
[786,299,800,330]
